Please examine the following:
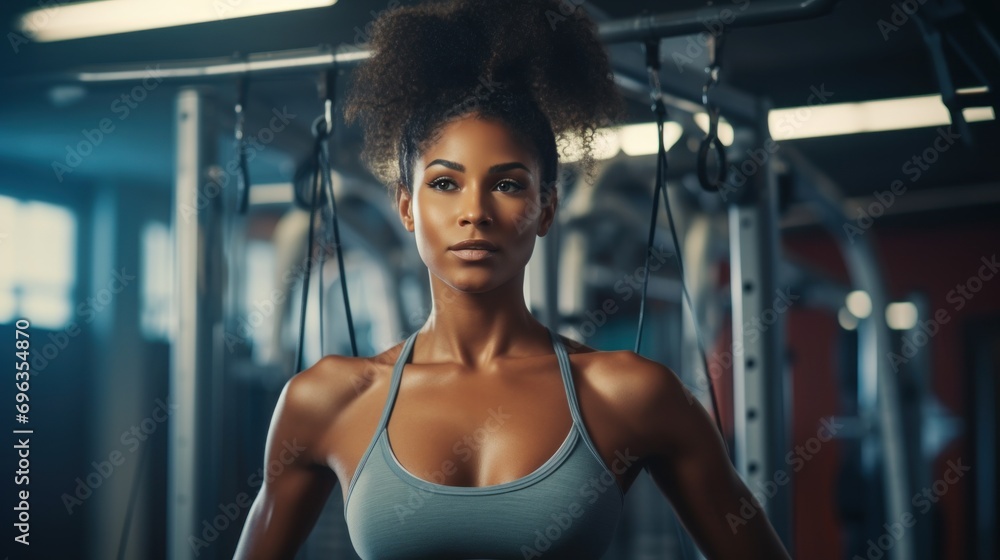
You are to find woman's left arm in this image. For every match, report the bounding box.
[629,356,793,560]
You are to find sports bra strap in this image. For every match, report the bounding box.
[372,328,418,437]
[372,327,586,438]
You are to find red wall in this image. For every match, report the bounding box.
[708,219,999,559]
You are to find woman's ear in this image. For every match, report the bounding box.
[396,182,414,232]
[537,187,558,237]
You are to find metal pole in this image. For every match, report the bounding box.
[726,96,792,548]
[169,87,223,560]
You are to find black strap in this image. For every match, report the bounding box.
[637,39,730,461]
[295,64,358,375]
[697,34,729,192]
[235,72,252,214]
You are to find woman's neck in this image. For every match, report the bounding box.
[417,272,550,370]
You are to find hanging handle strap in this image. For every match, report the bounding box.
[234,70,252,214]
[697,35,728,192]
[294,61,359,372]
[637,38,730,462]
[697,105,728,191]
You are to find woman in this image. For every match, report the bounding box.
[234,0,793,558]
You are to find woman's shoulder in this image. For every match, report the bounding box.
[561,338,689,419]
[283,347,402,423]
[556,337,693,459]
[557,333,669,382]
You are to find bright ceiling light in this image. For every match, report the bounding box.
[886,302,918,330]
[560,121,685,163]
[18,0,338,42]
[963,106,995,122]
[769,92,995,140]
[846,290,872,319]
[838,307,858,331]
[693,113,734,146]
[619,122,683,156]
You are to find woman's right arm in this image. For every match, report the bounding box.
[233,358,341,559]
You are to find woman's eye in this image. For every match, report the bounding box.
[428,178,455,191]
[427,179,523,192]
[496,180,524,193]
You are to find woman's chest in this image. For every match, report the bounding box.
[325,354,646,505]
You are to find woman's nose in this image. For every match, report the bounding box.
[458,184,494,226]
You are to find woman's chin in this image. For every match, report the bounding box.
[438,272,504,295]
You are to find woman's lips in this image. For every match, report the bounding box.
[450,248,496,261]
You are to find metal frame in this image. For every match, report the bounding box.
[726,96,792,548]
[783,144,913,560]
[38,2,853,558]
[22,0,837,84]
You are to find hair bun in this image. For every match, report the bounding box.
[344,0,626,189]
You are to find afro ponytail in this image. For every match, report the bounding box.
[343,0,626,199]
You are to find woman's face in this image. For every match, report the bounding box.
[397,115,556,294]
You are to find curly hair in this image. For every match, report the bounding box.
[342,0,626,206]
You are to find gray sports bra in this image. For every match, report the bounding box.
[344,327,625,559]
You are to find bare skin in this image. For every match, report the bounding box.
[233,115,793,559]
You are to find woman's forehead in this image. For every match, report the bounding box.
[429,116,528,148]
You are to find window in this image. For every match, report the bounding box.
[140,221,174,341]
[246,240,276,364]
[0,195,77,329]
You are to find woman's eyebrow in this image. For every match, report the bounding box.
[424,159,531,175]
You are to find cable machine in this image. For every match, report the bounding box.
[20,2,927,559]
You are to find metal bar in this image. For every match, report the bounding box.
[906,294,933,560]
[169,87,223,560]
[597,0,838,44]
[727,95,792,547]
[75,46,369,83]
[779,182,1000,230]
[972,326,997,560]
[614,69,761,126]
[17,1,837,85]
[759,93,793,550]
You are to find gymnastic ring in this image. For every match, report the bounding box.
[697,134,728,192]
